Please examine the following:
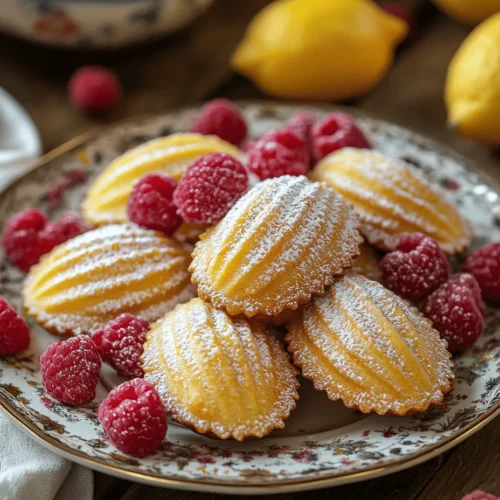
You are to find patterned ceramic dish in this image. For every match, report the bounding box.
[0,0,213,48]
[1,102,500,494]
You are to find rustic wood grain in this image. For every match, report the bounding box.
[117,456,443,500]
[0,0,273,152]
[93,473,132,500]
[418,419,500,499]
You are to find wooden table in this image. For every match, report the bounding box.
[1,1,499,498]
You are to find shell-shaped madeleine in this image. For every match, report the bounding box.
[190,175,363,318]
[82,133,242,226]
[286,274,454,416]
[142,298,299,441]
[311,148,472,254]
[350,242,382,282]
[23,224,195,336]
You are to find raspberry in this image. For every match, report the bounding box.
[128,174,182,235]
[189,99,247,145]
[0,297,30,356]
[463,242,500,302]
[53,211,90,242]
[92,314,149,378]
[69,65,121,112]
[2,209,60,272]
[287,110,316,143]
[380,233,451,300]
[461,491,498,500]
[380,3,414,38]
[311,113,370,161]
[40,336,101,405]
[173,153,249,224]
[247,128,309,180]
[423,274,485,352]
[98,378,166,457]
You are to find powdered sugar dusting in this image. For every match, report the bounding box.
[287,274,454,415]
[312,148,472,253]
[23,224,195,335]
[191,175,362,317]
[82,134,241,225]
[142,298,299,441]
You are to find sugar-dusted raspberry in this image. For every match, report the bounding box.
[0,297,30,356]
[380,2,414,38]
[463,242,500,302]
[380,232,451,300]
[54,211,90,242]
[92,314,149,378]
[40,336,101,405]
[189,99,247,145]
[69,65,121,112]
[247,128,309,180]
[173,153,249,224]
[461,491,498,500]
[98,378,167,456]
[128,174,182,235]
[423,274,485,352]
[2,209,60,272]
[311,112,370,161]
[287,110,316,143]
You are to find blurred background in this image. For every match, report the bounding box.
[0,0,498,178]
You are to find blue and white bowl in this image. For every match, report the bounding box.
[0,0,214,48]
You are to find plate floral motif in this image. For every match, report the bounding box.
[1,102,500,494]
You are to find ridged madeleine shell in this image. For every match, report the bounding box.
[190,175,362,318]
[286,274,454,416]
[142,298,299,441]
[310,148,472,254]
[23,224,195,336]
[82,133,242,226]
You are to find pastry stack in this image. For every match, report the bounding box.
[20,109,477,443]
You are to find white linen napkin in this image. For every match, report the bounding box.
[0,88,93,500]
[0,412,93,500]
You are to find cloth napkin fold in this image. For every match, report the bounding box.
[0,412,93,500]
[0,87,93,500]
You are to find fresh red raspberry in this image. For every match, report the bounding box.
[92,314,149,378]
[2,209,60,272]
[461,491,498,500]
[173,153,249,224]
[69,65,121,112]
[98,378,166,457]
[247,128,309,180]
[0,297,30,356]
[189,99,247,145]
[380,3,414,38]
[380,233,451,300]
[463,242,500,302]
[287,110,316,143]
[40,336,101,405]
[423,274,485,352]
[53,211,90,242]
[311,113,370,161]
[127,174,182,235]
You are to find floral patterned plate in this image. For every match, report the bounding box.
[1,102,500,494]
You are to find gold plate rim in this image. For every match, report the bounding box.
[1,101,500,493]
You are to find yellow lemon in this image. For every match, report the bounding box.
[433,0,500,24]
[445,12,500,145]
[231,0,407,102]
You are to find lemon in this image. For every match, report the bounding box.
[445,12,500,145]
[433,0,500,24]
[231,0,407,102]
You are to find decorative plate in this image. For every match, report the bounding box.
[1,102,500,494]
